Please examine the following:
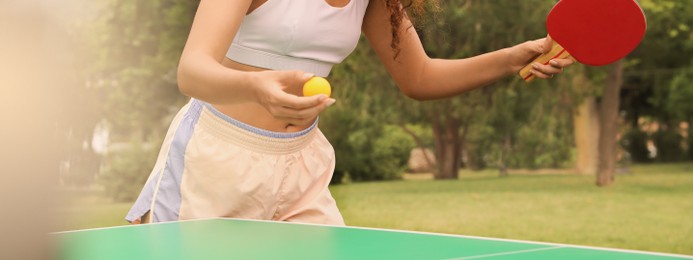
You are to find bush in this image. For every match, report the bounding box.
[620,128,651,163]
[322,114,416,183]
[652,129,685,162]
[61,149,102,186]
[339,125,415,182]
[689,127,693,160]
[496,120,573,170]
[464,124,494,171]
[374,125,417,176]
[98,141,158,202]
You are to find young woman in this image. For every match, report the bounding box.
[126,0,573,225]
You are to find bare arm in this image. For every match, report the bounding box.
[177,0,332,126]
[362,1,572,100]
[177,0,256,104]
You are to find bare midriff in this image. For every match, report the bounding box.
[214,58,314,133]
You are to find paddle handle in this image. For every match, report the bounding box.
[519,41,573,82]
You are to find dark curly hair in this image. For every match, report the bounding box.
[385,0,437,58]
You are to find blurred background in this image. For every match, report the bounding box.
[4,0,692,256]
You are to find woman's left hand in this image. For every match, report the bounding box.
[508,36,575,79]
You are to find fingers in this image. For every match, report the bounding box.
[549,58,575,68]
[259,70,336,125]
[542,35,554,54]
[264,86,335,125]
[531,62,561,78]
[275,90,328,109]
[272,98,336,126]
[525,39,546,55]
[277,70,313,83]
[530,35,576,79]
[530,58,575,79]
[276,70,314,96]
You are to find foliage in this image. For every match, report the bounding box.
[328,0,588,177]
[347,125,416,181]
[623,0,693,136]
[512,118,574,169]
[481,78,575,170]
[412,0,570,175]
[76,0,693,195]
[322,117,416,182]
[84,0,196,199]
[42,0,106,186]
[323,35,412,183]
[689,129,693,161]
[651,129,685,162]
[620,128,651,163]
[463,123,493,170]
[98,141,158,202]
[91,0,196,141]
[401,124,435,148]
[667,66,693,122]
[667,66,693,160]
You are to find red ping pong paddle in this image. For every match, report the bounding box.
[519,0,647,82]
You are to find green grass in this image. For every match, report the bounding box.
[55,189,132,232]
[57,163,693,255]
[331,163,693,255]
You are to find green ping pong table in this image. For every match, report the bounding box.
[55,218,693,260]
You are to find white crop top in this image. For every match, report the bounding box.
[226,0,370,76]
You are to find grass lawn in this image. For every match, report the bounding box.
[332,163,693,255]
[57,163,693,255]
[55,189,132,232]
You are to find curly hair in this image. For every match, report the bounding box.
[385,0,436,58]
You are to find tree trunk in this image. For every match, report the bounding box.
[432,118,461,179]
[574,96,600,175]
[597,60,624,186]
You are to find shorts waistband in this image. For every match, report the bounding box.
[193,99,318,154]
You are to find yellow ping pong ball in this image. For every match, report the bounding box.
[303,76,331,97]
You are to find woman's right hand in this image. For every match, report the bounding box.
[252,70,336,126]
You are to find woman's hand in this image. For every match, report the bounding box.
[252,70,336,126]
[508,36,575,79]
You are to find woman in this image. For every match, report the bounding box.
[126,0,572,225]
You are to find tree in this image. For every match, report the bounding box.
[328,0,573,180]
[596,60,624,186]
[323,37,418,183]
[589,0,693,185]
[40,0,106,186]
[667,65,693,160]
[619,0,693,163]
[91,0,197,142]
[572,66,601,174]
[87,0,198,199]
[414,0,560,178]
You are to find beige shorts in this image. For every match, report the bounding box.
[126,99,344,225]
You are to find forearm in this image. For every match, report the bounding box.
[363,1,567,101]
[177,52,259,105]
[401,48,514,100]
